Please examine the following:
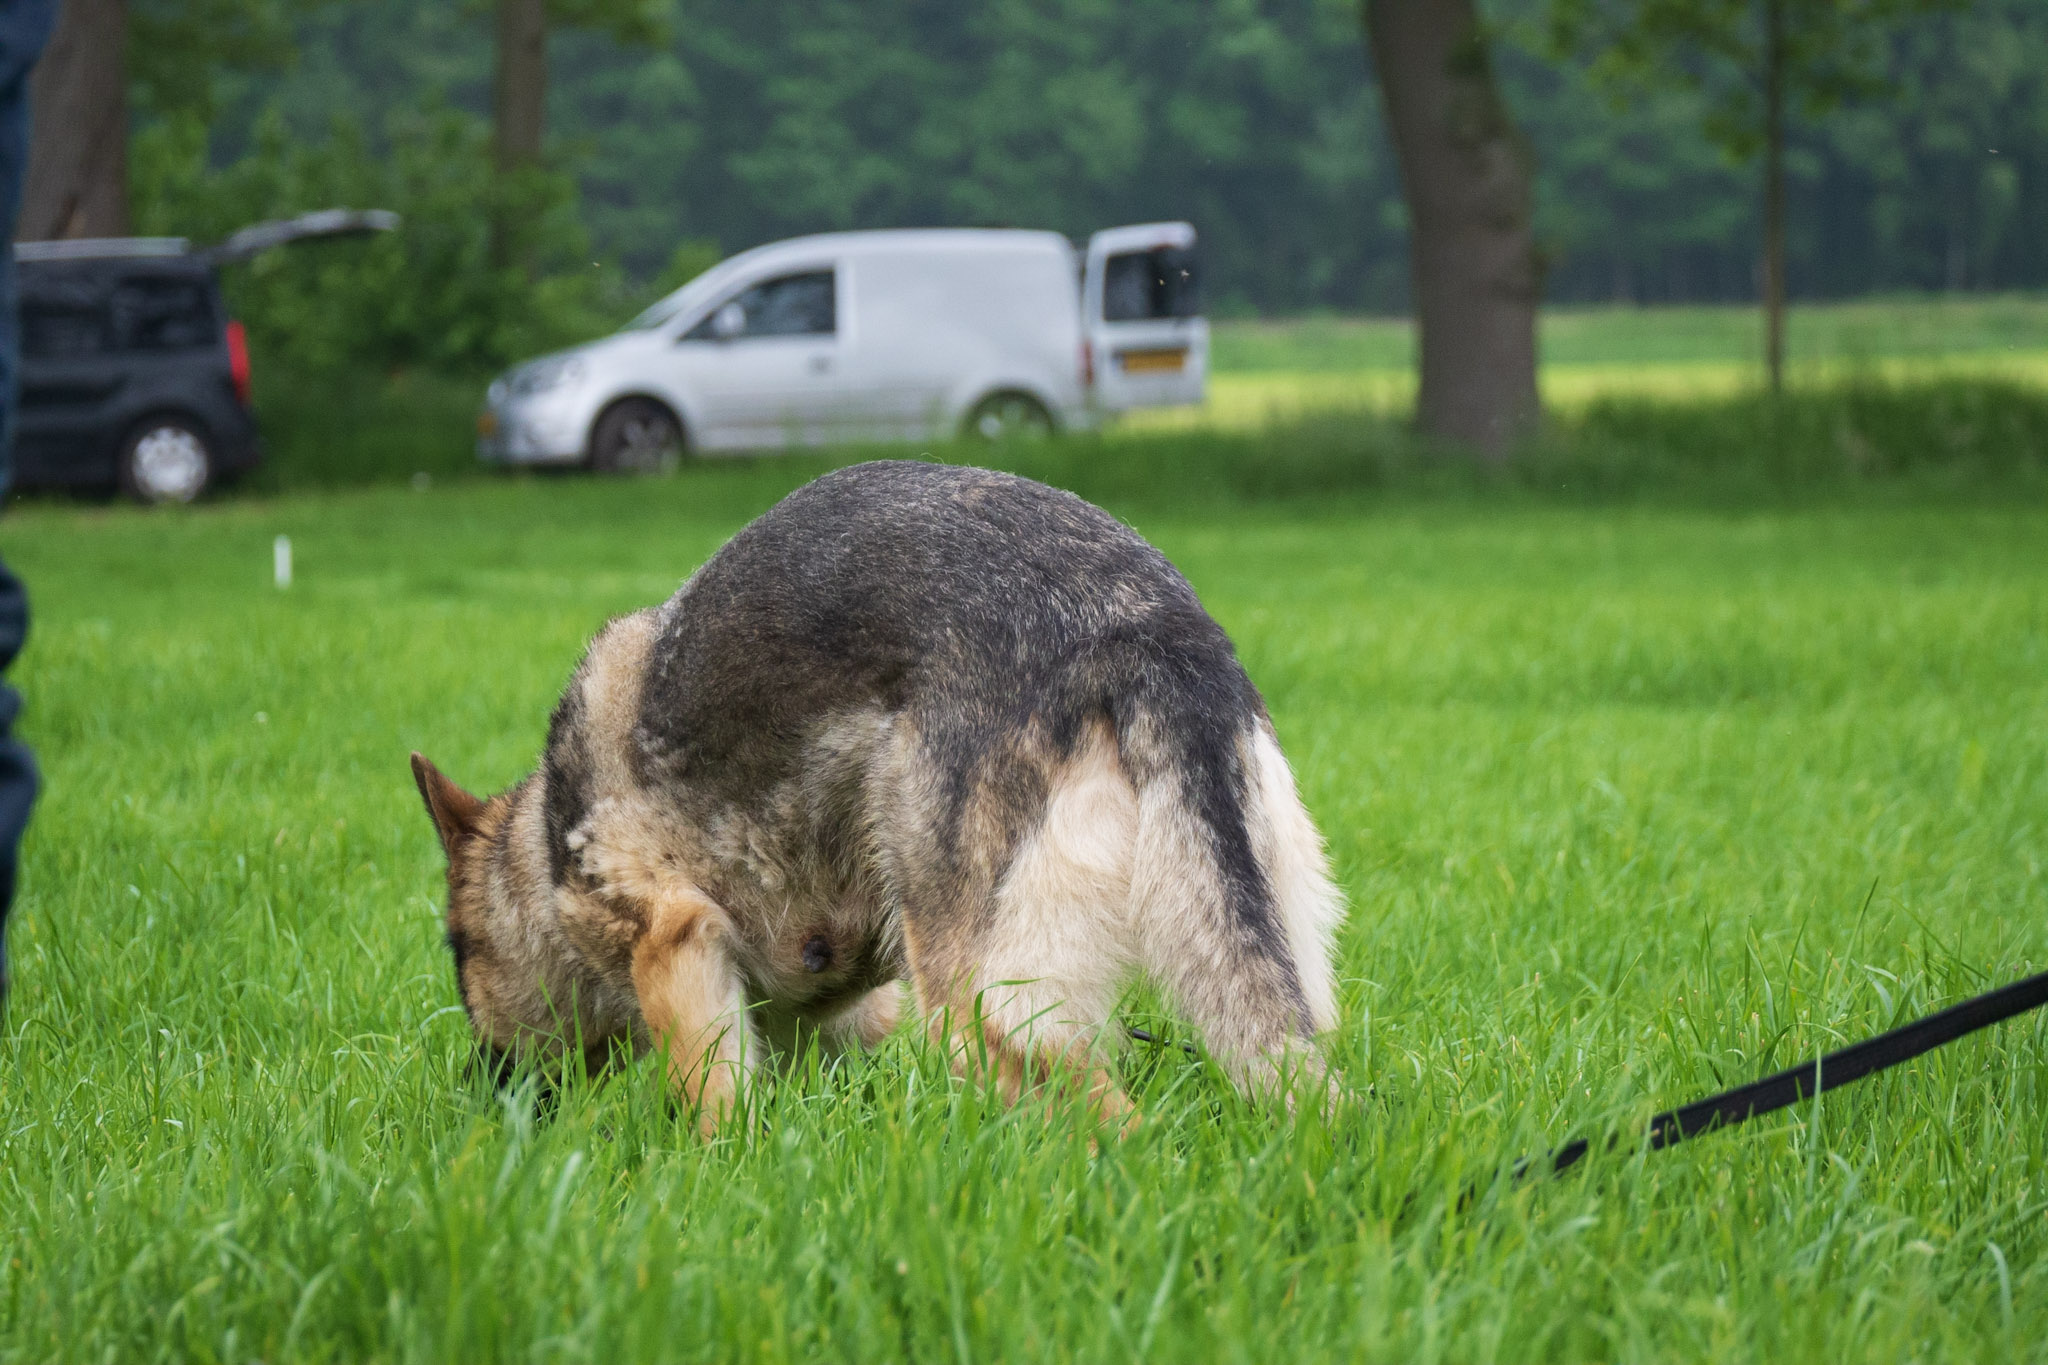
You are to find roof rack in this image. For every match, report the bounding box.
[15,238,191,262]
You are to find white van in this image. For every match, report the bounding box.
[476,223,1206,469]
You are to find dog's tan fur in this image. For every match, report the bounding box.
[414,464,1345,1127]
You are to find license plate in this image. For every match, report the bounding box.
[1117,348,1187,374]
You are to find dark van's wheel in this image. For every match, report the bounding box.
[588,398,685,474]
[119,415,213,504]
[963,391,1055,442]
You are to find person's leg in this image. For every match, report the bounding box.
[0,559,32,1004]
[0,0,58,1008]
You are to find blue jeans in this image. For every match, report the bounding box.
[0,560,32,996]
[0,0,58,1001]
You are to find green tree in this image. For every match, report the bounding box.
[1363,0,1541,455]
[23,0,292,241]
[126,0,2048,379]
[1544,0,1962,391]
[23,0,132,240]
[588,0,1402,309]
[490,0,663,271]
[1815,0,2048,294]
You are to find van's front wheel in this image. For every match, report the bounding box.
[589,398,685,474]
[963,392,1055,443]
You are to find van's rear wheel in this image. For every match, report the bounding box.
[118,415,213,504]
[964,392,1055,442]
[589,398,685,474]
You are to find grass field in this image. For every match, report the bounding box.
[1117,295,2048,434]
[235,293,2048,490]
[1212,294,2048,372]
[2,438,2044,1361]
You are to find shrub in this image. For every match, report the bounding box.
[132,105,644,378]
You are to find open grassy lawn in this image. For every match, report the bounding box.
[2,451,2045,1362]
[1118,295,2048,433]
[1212,294,2048,372]
[245,293,2048,492]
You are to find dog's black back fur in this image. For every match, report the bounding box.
[628,461,1290,973]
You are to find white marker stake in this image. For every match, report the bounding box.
[274,535,292,589]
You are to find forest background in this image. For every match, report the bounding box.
[110,0,2048,380]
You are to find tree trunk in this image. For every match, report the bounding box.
[1761,0,1786,393]
[1364,0,1540,457]
[20,0,129,241]
[491,0,547,271]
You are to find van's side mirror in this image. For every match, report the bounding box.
[710,302,745,341]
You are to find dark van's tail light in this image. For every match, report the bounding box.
[226,320,252,406]
[1080,338,1095,390]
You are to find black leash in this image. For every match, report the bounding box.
[1124,1025,1198,1057]
[1127,967,2048,1179]
[1533,965,2048,1179]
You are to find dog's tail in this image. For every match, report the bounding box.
[1112,680,1344,1082]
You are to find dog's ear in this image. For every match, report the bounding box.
[411,752,485,856]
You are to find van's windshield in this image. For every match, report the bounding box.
[621,267,733,333]
[623,296,687,332]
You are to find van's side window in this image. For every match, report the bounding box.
[111,277,218,351]
[684,270,835,340]
[1102,248,1201,322]
[22,299,111,359]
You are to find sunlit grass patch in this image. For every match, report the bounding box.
[1125,353,2048,434]
[1158,294,2048,434]
[1210,293,2048,373]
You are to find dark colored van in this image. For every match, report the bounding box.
[12,210,397,503]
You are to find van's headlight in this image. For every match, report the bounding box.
[511,356,584,396]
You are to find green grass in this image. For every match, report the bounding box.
[1023,380,2048,503]
[1212,293,2048,372]
[229,296,2048,490]
[241,365,488,492]
[2,436,2046,1362]
[1179,295,2048,431]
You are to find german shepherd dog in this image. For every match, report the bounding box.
[412,461,1343,1129]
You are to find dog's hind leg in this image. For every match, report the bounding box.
[630,889,757,1135]
[810,982,907,1056]
[895,720,1141,1118]
[1240,722,1344,1036]
[1128,722,1343,1101]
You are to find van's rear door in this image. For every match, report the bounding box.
[202,209,400,264]
[1082,222,1206,413]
